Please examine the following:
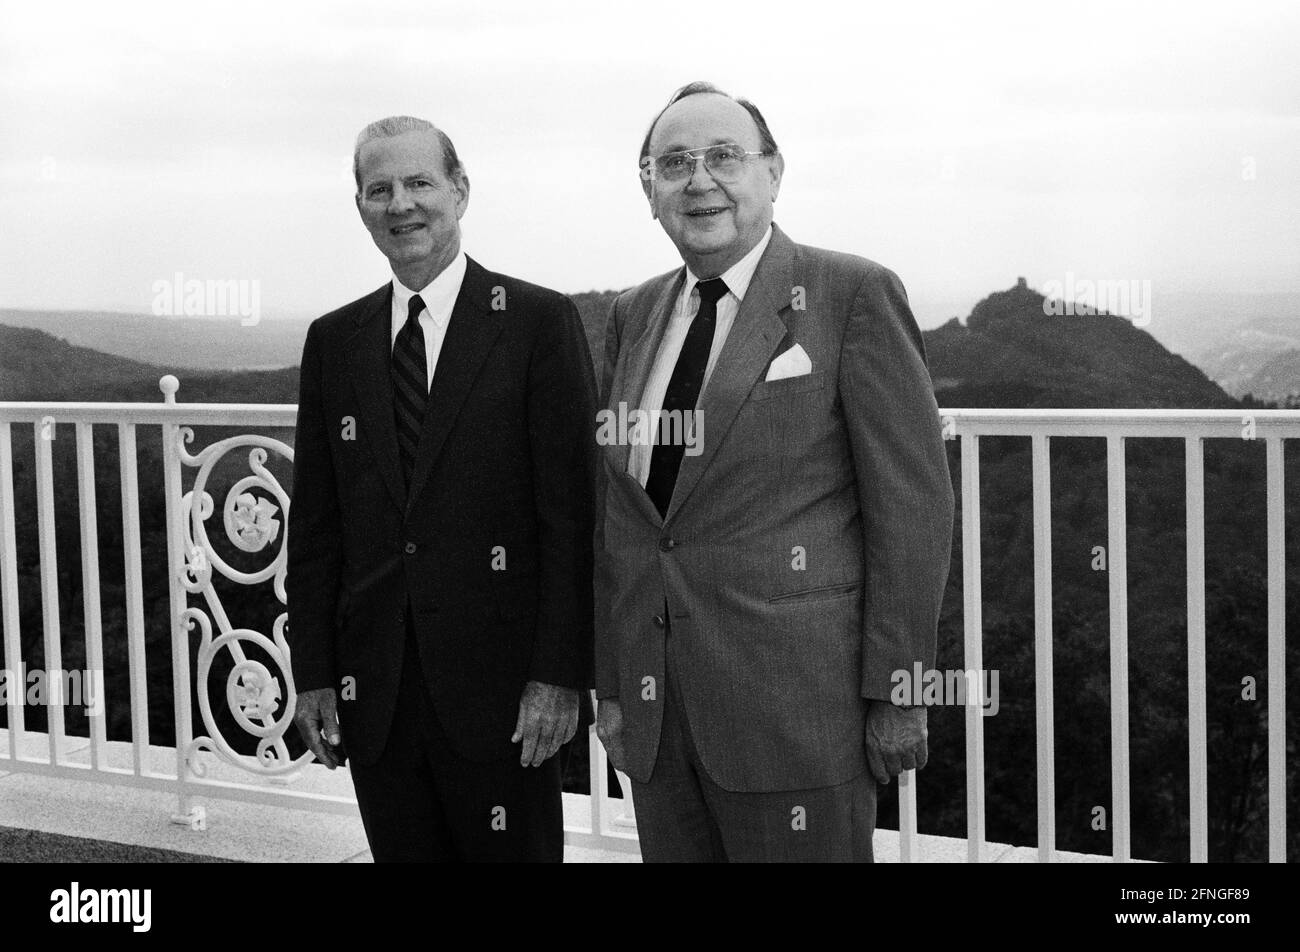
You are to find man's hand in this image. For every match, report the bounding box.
[864,701,928,785]
[293,687,345,769]
[511,681,579,767]
[595,697,627,773]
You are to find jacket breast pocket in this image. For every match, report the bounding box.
[749,370,826,401]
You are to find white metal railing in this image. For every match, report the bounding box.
[938,408,1293,864]
[0,384,1290,861]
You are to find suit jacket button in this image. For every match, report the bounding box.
[658,537,675,552]
[404,542,417,554]
[653,614,665,628]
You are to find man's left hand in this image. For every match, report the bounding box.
[864,701,928,785]
[511,681,580,767]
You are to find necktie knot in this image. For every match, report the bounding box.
[407,294,426,327]
[696,277,728,307]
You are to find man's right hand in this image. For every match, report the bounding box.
[595,697,627,773]
[293,687,344,769]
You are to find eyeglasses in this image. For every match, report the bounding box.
[642,143,775,183]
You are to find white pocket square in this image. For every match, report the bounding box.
[765,343,812,382]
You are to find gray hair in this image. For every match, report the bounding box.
[352,116,465,194]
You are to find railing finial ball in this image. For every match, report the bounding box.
[160,375,180,404]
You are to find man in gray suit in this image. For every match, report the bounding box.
[593,82,954,862]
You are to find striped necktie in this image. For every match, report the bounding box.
[392,293,428,487]
[646,277,729,517]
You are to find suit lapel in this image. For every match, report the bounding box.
[344,284,407,514]
[404,256,505,515]
[605,269,686,480]
[664,225,795,523]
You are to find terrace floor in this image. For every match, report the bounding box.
[0,730,1121,863]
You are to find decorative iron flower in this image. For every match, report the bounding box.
[231,492,280,549]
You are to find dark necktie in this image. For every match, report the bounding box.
[392,293,429,487]
[646,277,729,517]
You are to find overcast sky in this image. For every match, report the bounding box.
[1,0,1297,328]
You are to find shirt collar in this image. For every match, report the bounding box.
[392,250,468,325]
[683,224,774,304]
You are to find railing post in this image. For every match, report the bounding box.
[160,376,202,829]
[75,423,108,768]
[1106,436,1131,862]
[898,768,919,862]
[589,722,605,838]
[1185,436,1208,862]
[118,422,151,774]
[1265,437,1287,862]
[961,432,986,862]
[34,416,66,763]
[1031,433,1056,862]
[0,423,24,754]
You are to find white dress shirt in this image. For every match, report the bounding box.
[628,225,773,487]
[390,250,468,392]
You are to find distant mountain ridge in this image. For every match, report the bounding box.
[0,294,624,379]
[7,289,1299,400]
[1189,314,1300,403]
[926,281,1235,409]
[0,323,300,404]
[0,308,310,373]
[1141,290,1300,360]
[1,283,1237,409]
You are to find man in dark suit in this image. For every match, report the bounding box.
[594,83,954,861]
[287,116,597,862]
